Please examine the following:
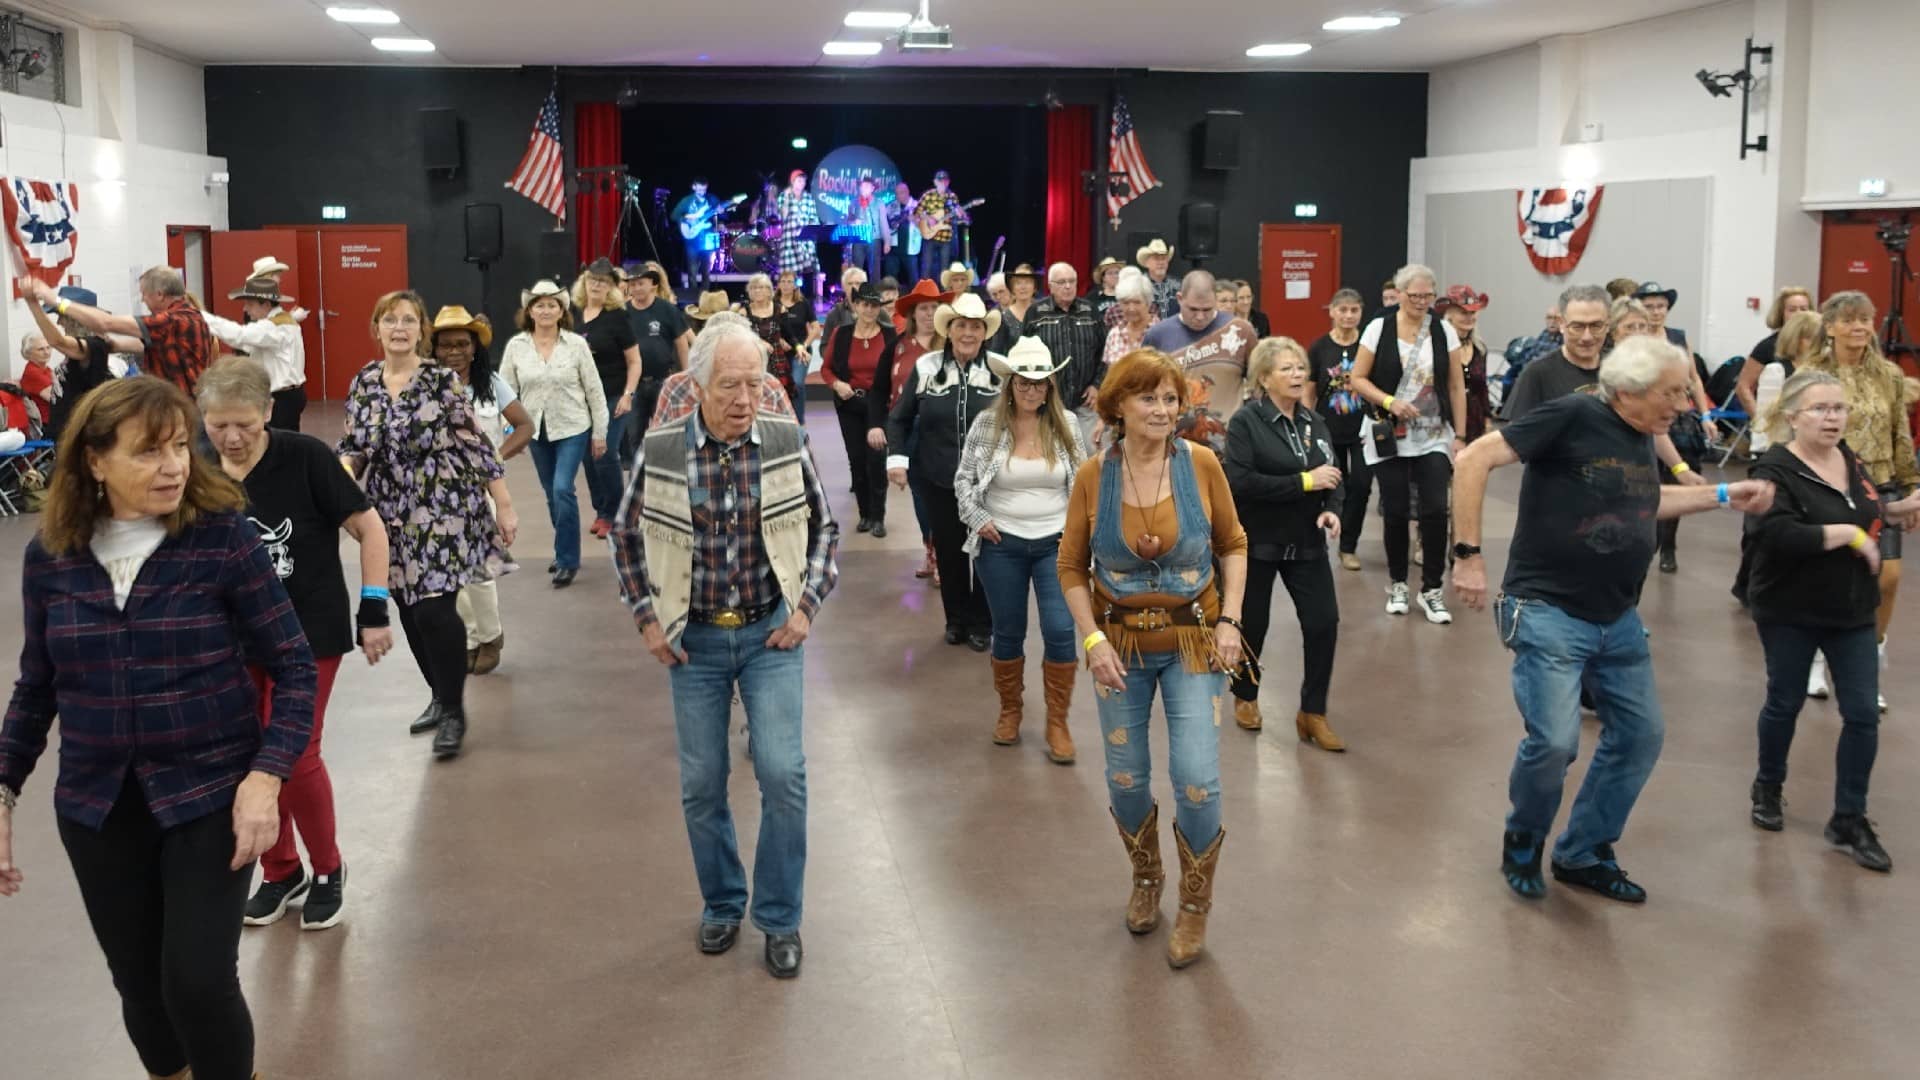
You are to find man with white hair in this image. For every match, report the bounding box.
[1023,262,1106,444]
[1452,335,1774,905]
[1140,268,1257,452]
[610,319,840,979]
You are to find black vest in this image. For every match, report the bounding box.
[1366,306,1457,430]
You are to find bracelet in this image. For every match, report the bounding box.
[0,783,16,811]
[361,585,390,600]
[1300,471,1314,492]
[1716,482,1730,507]
[1381,395,1396,410]
[1670,462,1692,477]
[1849,527,1870,551]
[56,299,69,316]
[1083,630,1109,653]
[1216,615,1245,634]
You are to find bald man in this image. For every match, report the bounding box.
[1140,269,1258,452]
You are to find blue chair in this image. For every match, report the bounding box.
[0,439,54,516]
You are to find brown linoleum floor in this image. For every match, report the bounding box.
[2,402,1916,1078]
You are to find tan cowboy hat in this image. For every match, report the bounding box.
[988,336,1068,381]
[227,276,294,305]
[895,279,954,321]
[683,289,734,326]
[942,261,977,287]
[249,255,291,278]
[1093,256,1125,277]
[432,304,492,348]
[933,291,1002,340]
[1135,238,1175,264]
[521,279,568,308]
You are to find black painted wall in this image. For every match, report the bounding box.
[206,66,1424,325]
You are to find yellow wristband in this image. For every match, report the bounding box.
[1670,462,1692,477]
[1382,395,1396,410]
[1301,472,1314,492]
[1083,631,1108,652]
[56,299,69,316]
[1849,528,1870,551]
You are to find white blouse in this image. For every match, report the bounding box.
[498,330,609,443]
[91,516,167,610]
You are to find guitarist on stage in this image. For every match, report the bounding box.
[914,169,973,285]
[671,177,722,293]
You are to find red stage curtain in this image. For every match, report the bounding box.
[574,102,622,267]
[1044,105,1095,282]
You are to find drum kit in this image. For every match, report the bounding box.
[694,199,773,275]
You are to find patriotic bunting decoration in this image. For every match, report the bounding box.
[1516,186,1604,275]
[2,177,80,291]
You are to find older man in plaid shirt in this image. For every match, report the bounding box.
[611,318,838,980]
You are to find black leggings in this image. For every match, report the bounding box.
[58,775,255,1080]
[269,384,307,432]
[1231,555,1340,714]
[834,394,889,524]
[922,482,991,634]
[397,592,468,711]
[1375,452,1451,591]
[1330,441,1373,554]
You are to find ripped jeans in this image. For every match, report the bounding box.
[1095,650,1226,847]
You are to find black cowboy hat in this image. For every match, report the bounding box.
[1632,281,1679,306]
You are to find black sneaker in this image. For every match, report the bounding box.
[244,867,309,926]
[1751,781,1785,832]
[301,865,347,930]
[1825,814,1892,873]
[1551,843,1647,903]
[1501,830,1547,899]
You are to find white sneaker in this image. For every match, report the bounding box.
[1807,654,1830,700]
[1385,582,1410,616]
[1416,588,1453,625]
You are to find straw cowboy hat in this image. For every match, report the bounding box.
[988,335,1068,381]
[1135,238,1174,264]
[227,276,295,305]
[1093,256,1125,279]
[894,279,954,322]
[683,289,734,326]
[249,255,291,278]
[432,305,493,348]
[933,291,1002,339]
[521,279,568,308]
[941,261,977,287]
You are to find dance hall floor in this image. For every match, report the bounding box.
[4,401,1916,1078]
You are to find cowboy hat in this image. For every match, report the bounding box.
[43,285,99,314]
[894,279,954,321]
[847,282,885,307]
[1436,285,1490,313]
[1135,238,1174,264]
[249,255,291,278]
[521,280,568,308]
[1004,262,1040,282]
[1632,280,1679,307]
[933,292,1002,340]
[988,336,1068,381]
[581,256,622,280]
[1093,256,1125,278]
[941,262,977,288]
[432,305,493,348]
[683,289,734,325]
[227,276,294,305]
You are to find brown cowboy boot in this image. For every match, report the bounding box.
[473,634,504,675]
[1112,804,1165,933]
[1295,711,1346,752]
[1167,823,1225,969]
[990,657,1024,745]
[1234,698,1262,731]
[1041,660,1077,764]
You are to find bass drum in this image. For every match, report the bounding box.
[731,233,772,274]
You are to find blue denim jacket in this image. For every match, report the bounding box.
[1090,438,1214,603]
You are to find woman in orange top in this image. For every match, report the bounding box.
[1058,348,1247,970]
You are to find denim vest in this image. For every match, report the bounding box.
[1090,439,1215,603]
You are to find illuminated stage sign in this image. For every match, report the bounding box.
[811,144,903,225]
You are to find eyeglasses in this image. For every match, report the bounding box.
[1564,321,1607,336]
[379,315,420,328]
[1402,292,1436,303]
[1795,403,1852,418]
[1013,379,1051,393]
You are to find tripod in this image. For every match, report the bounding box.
[611,176,663,267]
[1877,219,1914,362]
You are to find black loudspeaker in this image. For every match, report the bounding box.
[420,107,462,173]
[1201,110,1243,170]
[538,229,577,281]
[1179,203,1220,261]
[464,203,503,264]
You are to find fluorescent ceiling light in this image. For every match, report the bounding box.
[822,41,884,56]
[371,37,436,52]
[1246,43,1312,57]
[844,11,913,29]
[1323,15,1402,31]
[326,6,400,24]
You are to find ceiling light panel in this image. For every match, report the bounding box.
[1246,43,1312,58]
[822,41,884,56]
[371,37,436,52]
[325,6,401,24]
[1323,15,1402,31]
[844,11,913,29]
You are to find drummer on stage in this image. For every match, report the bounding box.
[776,169,822,296]
[672,177,722,294]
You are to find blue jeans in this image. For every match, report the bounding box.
[1496,595,1665,869]
[1096,651,1226,848]
[973,532,1075,663]
[669,604,808,934]
[586,404,634,523]
[528,431,589,571]
[1755,621,1880,816]
[919,239,954,285]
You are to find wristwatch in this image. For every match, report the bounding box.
[1452,542,1483,561]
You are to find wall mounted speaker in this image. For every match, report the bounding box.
[538,228,578,282]
[1179,203,1220,260]
[1200,110,1242,171]
[464,203,503,264]
[420,107,462,173]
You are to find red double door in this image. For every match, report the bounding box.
[1258,224,1342,345]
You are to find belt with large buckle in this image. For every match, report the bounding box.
[1100,601,1207,633]
[690,599,780,629]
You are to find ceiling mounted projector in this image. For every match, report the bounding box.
[898,0,952,51]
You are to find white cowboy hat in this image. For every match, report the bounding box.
[941,261,977,287]
[250,255,291,278]
[521,279,568,308]
[933,291,1002,340]
[1135,238,1175,264]
[988,335,1068,381]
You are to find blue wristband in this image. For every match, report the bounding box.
[361,586,391,601]
[1716,483,1730,507]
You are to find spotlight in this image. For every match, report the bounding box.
[616,82,641,109]
[5,48,47,80]
[1694,68,1742,98]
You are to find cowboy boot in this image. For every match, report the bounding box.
[915,540,937,579]
[1041,660,1077,764]
[1295,711,1346,752]
[1167,823,1224,969]
[1112,804,1165,934]
[473,634,504,675]
[1234,698,1262,731]
[990,657,1024,745]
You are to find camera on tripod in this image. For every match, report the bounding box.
[1876,219,1911,254]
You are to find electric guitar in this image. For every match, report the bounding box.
[679,194,747,240]
[916,198,986,242]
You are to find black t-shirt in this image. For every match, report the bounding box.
[579,308,639,402]
[1503,349,1601,421]
[1747,331,1795,381]
[776,298,816,349]
[627,299,688,379]
[241,430,371,658]
[1499,393,1661,625]
[48,337,113,444]
[1308,333,1368,444]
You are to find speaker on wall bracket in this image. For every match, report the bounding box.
[420,107,463,175]
[1179,203,1220,263]
[464,203,503,264]
[1198,110,1242,171]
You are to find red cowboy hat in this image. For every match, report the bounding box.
[894,278,955,322]
[1437,284,1490,312]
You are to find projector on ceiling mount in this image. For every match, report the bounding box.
[898,1,952,51]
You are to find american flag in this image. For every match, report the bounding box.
[507,89,567,221]
[1107,94,1160,219]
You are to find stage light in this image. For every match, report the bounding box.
[326,6,399,24]
[1246,43,1311,58]
[791,137,810,150]
[845,11,913,29]
[1323,15,1401,31]
[371,37,435,52]
[822,41,883,56]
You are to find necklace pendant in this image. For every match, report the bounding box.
[1137,533,1164,559]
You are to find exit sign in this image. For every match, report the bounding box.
[321,205,348,220]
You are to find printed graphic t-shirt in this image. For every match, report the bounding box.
[1140,312,1256,454]
[1308,333,1365,445]
[241,429,372,658]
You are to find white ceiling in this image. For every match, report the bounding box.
[56,0,1724,70]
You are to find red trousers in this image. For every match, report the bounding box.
[250,655,342,882]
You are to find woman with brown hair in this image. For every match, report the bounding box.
[2,375,316,1080]
[339,290,519,760]
[1060,347,1247,969]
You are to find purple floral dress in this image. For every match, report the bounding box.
[337,360,513,604]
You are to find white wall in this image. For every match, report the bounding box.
[1428,46,1538,157]
[1803,0,1920,208]
[131,46,208,156]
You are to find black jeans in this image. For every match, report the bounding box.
[833,393,889,524]
[1231,555,1340,714]
[627,377,665,461]
[1330,440,1372,554]
[1375,451,1452,590]
[269,384,307,432]
[922,482,990,634]
[58,775,255,1080]
[682,239,712,292]
[882,246,915,285]
[1756,621,1881,816]
[397,592,468,712]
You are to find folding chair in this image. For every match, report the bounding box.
[0,439,53,516]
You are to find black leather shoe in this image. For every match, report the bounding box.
[855,517,872,534]
[764,932,803,978]
[432,707,467,759]
[1659,549,1678,574]
[869,521,887,538]
[945,625,966,646]
[698,922,740,955]
[552,567,578,588]
[966,632,991,653]
[409,700,444,735]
